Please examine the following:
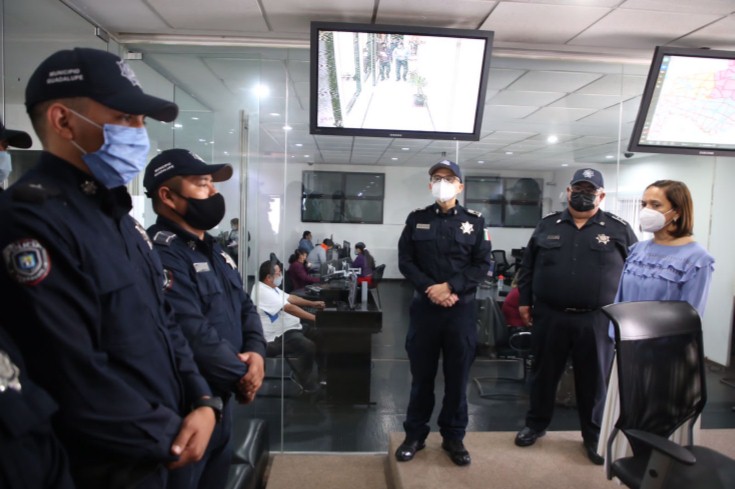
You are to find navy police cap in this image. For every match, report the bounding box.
[25,47,178,123]
[144,149,233,196]
[428,159,462,182]
[570,168,604,189]
[0,118,32,149]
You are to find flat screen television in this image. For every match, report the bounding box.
[628,46,735,157]
[310,21,494,141]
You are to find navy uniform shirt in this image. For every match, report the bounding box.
[518,208,637,310]
[147,217,266,400]
[398,202,492,300]
[0,153,211,466]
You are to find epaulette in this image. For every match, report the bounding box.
[542,211,561,219]
[152,230,177,246]
[410,205,429,214]
[465,208,482,218]
[10,182,60,204]
[604,211,629,226]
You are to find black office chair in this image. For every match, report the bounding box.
[491,250,516,280]
[601,300,735,489]
[370,264,385,305]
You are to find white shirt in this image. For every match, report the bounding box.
[251,281,302,343]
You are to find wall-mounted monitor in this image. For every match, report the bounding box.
[628,46,735,157]
[310,21,494,141]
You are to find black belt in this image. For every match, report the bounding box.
[543,303,597,313]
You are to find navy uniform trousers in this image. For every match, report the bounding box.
[525,301,614,444]
[404,295,477,442]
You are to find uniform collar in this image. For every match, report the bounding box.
[558,207,604,226]
[37,152,132,218]
[156,215,215,252]
[431,202,460,216]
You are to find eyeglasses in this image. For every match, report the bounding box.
[571,185,599,195]
[430,175,459,184]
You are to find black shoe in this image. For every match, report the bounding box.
[441,439,471,466]
[395,438,425,462]
[584,441,604,465]
[515,426,546,447]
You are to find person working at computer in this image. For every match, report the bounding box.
[252,260,325,395]
[307,238,334,272]
[501,276,525,328]
[298,230,314,253]
[287,249,320,291]
[396,159,492,467]
[351,242,375,278]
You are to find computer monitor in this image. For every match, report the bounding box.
[341,241,351,258]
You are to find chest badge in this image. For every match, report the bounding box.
[0,351,22,393]
[596,233,611,245]
[133,220,153,250]
[460,221,474,235]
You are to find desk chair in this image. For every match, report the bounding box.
[601,300,735,489]
[370,264,385,304]
[261,353,302,398]
[491,250,516,280]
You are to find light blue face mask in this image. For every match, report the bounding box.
[68,109,151,189]
[0,152,11,182]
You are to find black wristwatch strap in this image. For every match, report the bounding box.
[192,396,223,423]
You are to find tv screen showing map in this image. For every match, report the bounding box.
[628,46,735,157]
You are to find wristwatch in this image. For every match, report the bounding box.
[192,396,223,422]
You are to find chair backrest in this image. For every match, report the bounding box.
[601,301,706,448]
[372,264,385,283]
[490,250,508,266]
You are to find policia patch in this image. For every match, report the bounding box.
[3,239,51,285]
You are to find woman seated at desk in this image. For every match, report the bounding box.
[501,277,525,328]
[352,242,375,283]
[287,249,320,291]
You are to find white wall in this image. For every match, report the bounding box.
[241,162,552,281]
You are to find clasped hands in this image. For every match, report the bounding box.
[425,282,458,308]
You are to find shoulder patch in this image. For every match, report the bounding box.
[10,182,60,204]
[605,212,629,226]
[543,211,561,219]
[465,208,482,217]
[152,230,177,246]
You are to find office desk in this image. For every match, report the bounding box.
[292,281,349,304]
[315,290,382,404]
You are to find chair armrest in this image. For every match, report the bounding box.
[623,429,696,465]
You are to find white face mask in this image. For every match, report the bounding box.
[0,152,11,182]
[273,275,283,287]
[431,180,457,203]
[639,207,674,233]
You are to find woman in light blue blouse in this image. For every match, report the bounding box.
[598,180,715,466]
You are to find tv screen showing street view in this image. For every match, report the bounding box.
[309,22,494,141]
[629,46,735,157]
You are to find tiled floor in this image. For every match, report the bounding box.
[235,280,735,453]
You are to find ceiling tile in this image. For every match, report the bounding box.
[507,71,603,91]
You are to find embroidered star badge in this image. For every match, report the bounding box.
[596,233,610,245]
[460,221,474,235]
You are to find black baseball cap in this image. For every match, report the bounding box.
[428,159,462,182]
[25,47,178,122]
[570,168,604,189]
[143,149,233,196]
[0,118,32,149]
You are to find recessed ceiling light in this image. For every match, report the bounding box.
[252,84,270,98]
[478,160,485,164]
[269,112,280,117]
[401,147,410,151]
[295,143,303,147]
[605,155,614,159]
[547,135,559,144]
[561,163,569,167]
[198,138,206,142]
[304,155,310,158]
[174,123,183,128]
[391,157,398,161]
[283,125,292,131]
[505,151,513,155]
[224,151,229,155]
[209,140,214,144]
[191,116,199,120]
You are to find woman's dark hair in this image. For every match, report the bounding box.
[288,249,306,264]
[302,230,311,239]
[645,180,694,238]
[355,242,376,270]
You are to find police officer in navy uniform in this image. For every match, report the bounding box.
[396,160,492,466]
[514,168,637,465]
[0,117,33,191]
[0,326,75,489]
[0,48,218,489]
[143,149,267,489]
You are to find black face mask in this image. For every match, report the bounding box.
[569,191,597,212]
[174,191,226,230]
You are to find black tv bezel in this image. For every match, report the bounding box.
[628,45,735,158]
[309,21,494,142]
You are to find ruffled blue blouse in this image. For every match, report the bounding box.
[615,240,715,317]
